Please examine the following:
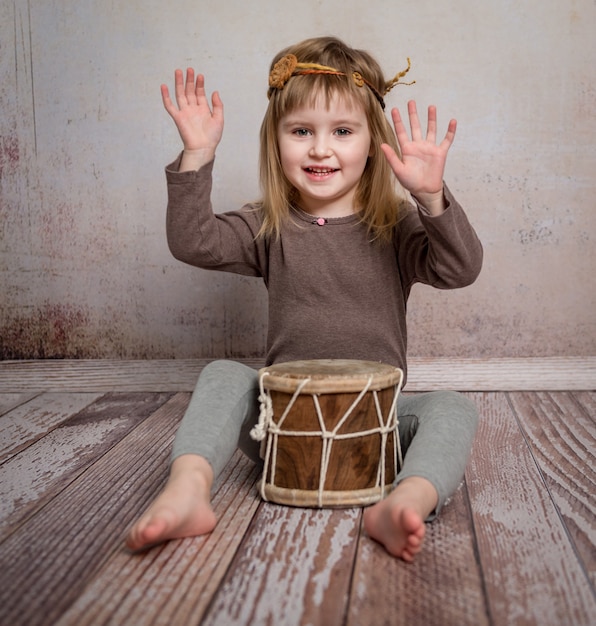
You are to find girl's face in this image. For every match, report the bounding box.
[277,92,372,218]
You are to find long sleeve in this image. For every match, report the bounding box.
[395,184,483,292]
[165,157,266,278]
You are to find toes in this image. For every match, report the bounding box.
[401,548,415,563]
[125,528,144,551]
[125,516,164,551]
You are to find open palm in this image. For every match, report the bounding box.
[161,69,224,153]
[382,100,456,197]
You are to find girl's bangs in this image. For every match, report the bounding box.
[272,74,366,117]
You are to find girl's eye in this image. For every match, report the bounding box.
[335,128,352,136]
[293,128,311,137]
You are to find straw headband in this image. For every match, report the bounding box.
[267,54,414,110]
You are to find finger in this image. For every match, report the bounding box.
[439,118,457,150]
[184,68,196,103]
[390,107,410,148]
[407,100,423,142]
[194,73,207,101]
[211,90,224,121]
[161,84,176,116]
[380,143,404,178]
[426,105,437,143]
[173,68,186,106]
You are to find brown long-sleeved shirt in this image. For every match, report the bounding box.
[166,158,483,383]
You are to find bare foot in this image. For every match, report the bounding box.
[363,476,438,562]
[126,454,216,552]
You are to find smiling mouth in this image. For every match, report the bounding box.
[304,167,338,176]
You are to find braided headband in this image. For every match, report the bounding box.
[268,54,414,110]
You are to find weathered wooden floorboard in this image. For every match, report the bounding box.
[0,359,262,392]
[348,482,489,626]
[466,392,595,626]
[0,391,41,416]
[0,363,593,626]
[1,357,594,392]
[55,451,262,626]
[0,393,183,626]
[573,390,596,422]
[201,503,361,626]
[0,391,104,463]
[507,391,596,587]
[0,391,171,540]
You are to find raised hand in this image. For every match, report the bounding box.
[382,101,456,212]
[161,69,224,168]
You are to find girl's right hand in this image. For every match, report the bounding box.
[161,69,224,170]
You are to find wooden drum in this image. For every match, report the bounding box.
[250,359,404,508]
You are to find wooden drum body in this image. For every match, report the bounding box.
[251,359,404,508]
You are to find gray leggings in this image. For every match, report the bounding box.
[171,360,478,518]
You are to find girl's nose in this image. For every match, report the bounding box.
[309,136,331,158]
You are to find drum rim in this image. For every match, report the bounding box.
[260,482,393,508]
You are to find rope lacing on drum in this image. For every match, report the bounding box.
[250,372,273,442]
[253,372,313,502]
[314,375,373,506]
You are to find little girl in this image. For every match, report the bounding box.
[126,36,483,562]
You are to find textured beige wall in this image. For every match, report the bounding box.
[1,0,594,359]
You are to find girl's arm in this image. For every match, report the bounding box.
[161,69,224,172]
[381,101,456,216]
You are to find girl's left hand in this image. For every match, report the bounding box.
[382,101,456,208]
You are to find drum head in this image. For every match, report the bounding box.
[259,359,403,394]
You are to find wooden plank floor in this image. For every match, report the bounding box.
[0,358,594,626]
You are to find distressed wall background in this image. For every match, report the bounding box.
[1,0,594,360]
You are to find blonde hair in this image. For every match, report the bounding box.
[257,36,411,242]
